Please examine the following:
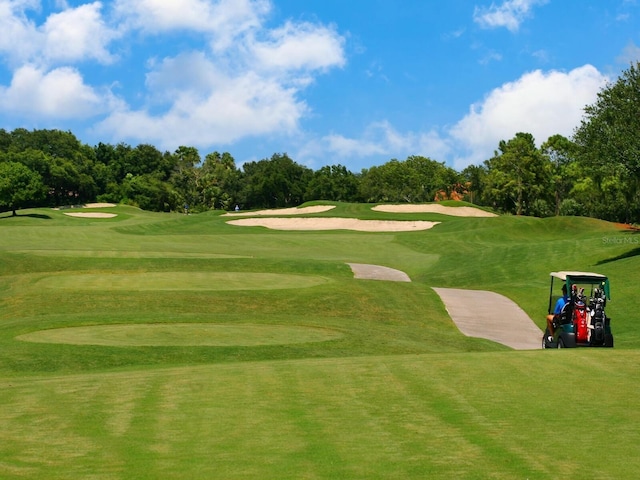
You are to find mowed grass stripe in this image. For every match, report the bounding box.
[34,272,332,291]
[17,323,344,346]
[12,250,249,259]
[1,351,639,479]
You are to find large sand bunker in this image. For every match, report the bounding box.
[64,212,117,218]
[61,203,118,218]
[84,203,117,208]
[227,217,439,232]
[223,205,336,217]
[372,204,497,217]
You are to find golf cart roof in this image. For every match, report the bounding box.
[550,271,608,282]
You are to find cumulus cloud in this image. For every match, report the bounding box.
[0,64,114,118]
[42,2,118,64]
[301,65,607,171]
[617,41,640,65]
[113,0,270,51]
[98,74,305,149]
[448,65,608,169]
[474,0,548,32]
[251,21,346,72]
[0,1,117,67]
[96,51,308,148]
[298,121,451,169]
[94,4,345,148]
[0,0,346,147]
[0,0,40,65]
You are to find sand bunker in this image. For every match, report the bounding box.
[64,212,117,218]
[227,217,439,232]
[58,203,117,218]
[224,205,336,217]
[372,204,497,217]
[84,203,116,208]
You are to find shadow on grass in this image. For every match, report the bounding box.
[0,213,52,220]
[597,247,640,265]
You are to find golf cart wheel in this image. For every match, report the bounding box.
[542,329,549,349]
[604,334,614,348]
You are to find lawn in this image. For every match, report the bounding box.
[0,203,638,479]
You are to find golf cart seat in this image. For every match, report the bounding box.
[557,302,572,325]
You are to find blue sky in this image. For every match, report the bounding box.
[0,0,638,172]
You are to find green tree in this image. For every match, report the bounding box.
[541,134,578,216]
[461,164,487,205]
[121,173,178,212]
[573,61,640,223]
[200,151,241,210]
[359,156,458,203]
[305,164,359,202]
[483,133,551,215]
[170,146,201,210]
[241,153,312,209]
[0,161,45,215]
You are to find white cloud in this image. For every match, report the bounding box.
[0,64,114,118]
[113,0,270,50]
[0,0,346,149]
[92,1,346,149]
[617,41,640,65]
[308,65,609,171]
[42,2,118,64]
[0,1,118,67]
[251,21,346,72]
[0,0,40,65]
[97,52,308,149]
[300,121,451,168]
[479,51,503,65]
[474,0,548,32]
[448,65,608,169]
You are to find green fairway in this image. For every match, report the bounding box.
[1,202,639,479]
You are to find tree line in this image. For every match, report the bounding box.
[1,62,639,223]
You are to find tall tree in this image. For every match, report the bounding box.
[241,153,312,209]
[483,133,550,215]
[541,134,578,216]
[359,156,458,203]
[573,61,640,223]
[0,162,45,215]
[306,164,359,202]
[200,151,241,210]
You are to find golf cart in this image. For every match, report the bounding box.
[542,271,614,349]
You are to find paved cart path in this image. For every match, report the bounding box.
[346,264,542,350]
[432,287,543,350]
[347,263,411,282]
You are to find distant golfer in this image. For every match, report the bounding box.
[546,284,569,339]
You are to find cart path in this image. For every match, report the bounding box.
[432,287,543,350]
[346,264,542,350]
[347,263,411,282]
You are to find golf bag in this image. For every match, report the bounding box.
[573,287,589,343]
[589,288,607,345]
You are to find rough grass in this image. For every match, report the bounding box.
[1,202,639,479]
